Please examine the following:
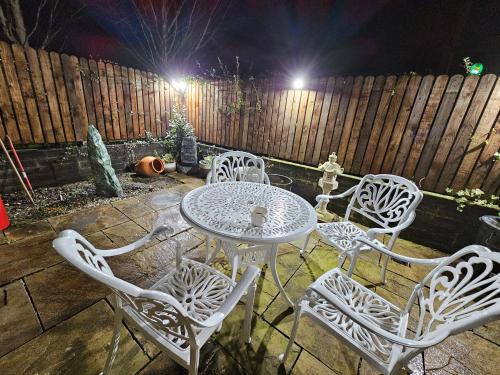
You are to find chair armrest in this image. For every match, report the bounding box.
[366,213,416,236]
[99,225,174,257]
[315,185,358,203]
[310,284,449,348]
[354,236,447,266]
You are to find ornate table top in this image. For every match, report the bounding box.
[180,182,317,244]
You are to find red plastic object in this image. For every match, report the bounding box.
[0,196,9,230]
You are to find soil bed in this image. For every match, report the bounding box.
[2,173,178,225]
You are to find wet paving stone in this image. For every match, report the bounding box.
[3,220,55,243]
[48,204,129,235]
[291,350,338,375]
[216,304,300,375]
[0,232,63,285]
[134,205,191,236]
[0,231,6,245]
[0,280,42,357]
[0,300,149,375]
[111,196,155,219]
[103,220,151,247]
[24,262,109,329]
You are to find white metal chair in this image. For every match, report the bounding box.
[52,225,260,375]
[303,174,423,283]
[205,150,271,272]
[280,242,500,375]
[206,150,270,185]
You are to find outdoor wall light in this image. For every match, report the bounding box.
[292,77,305,89]
[172,79,187,92]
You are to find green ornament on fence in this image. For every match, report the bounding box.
[469,63,484,75]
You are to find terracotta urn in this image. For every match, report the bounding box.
[135,156,165,177]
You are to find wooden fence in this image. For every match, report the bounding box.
[0,41,178,145]
[186,74,500,195]
[0,40,498,196]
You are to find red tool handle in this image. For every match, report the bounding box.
[5,136,34,194]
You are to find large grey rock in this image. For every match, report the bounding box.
[87,125,123,197]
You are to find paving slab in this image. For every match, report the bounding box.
[216,304,300,375]
[134,205,191,236]
[25,262,109,329]
[0,280,42,357]
[111,196,155,219]
[103,220,151,247]
[49,204,129,235]
[3,220,55,243]
[291,349,338,375]
[0,232,63,285]
[0,300,149,375]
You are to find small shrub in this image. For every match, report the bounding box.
[163,105,194,162]
[445,187,499,212]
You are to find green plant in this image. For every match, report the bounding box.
[445,187,499,212]
[161,153,175,163]
[164,105,194,162]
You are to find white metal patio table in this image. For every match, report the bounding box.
[180,181,317,308]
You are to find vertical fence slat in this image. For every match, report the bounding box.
[297,79,319,162]
[414,75,463,182]
[393,74,435,176]
[360,75,397,175]
[97,61,112,139]
[113,64,127,139]
[121,66,133,139]
[304,78,328,164]
[128,68,139,138]
[11,44,44,143]
[79,57,97,129]
[352,75,386,174]
[320,77,344,161]
[403,75,448,179]
[312,77,336,165]
[50,52,75,142]
[88,60,106,138]
[0,47,21,143]
[344,76,375,170]
[381,75,422,173]
[330,76,354,157]
[141,71,151,135]
[290,83,309,160]
[424,75,480,190]
[135,69,145,137]
[0,42,33,143]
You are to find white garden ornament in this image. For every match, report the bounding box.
[280,243,500,375]
[52,225,260,375]
[302,174,423,283]
[316,152,344,222]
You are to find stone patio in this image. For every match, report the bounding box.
[0,172,499,375]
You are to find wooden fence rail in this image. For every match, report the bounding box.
[0,41,498,196]
[186,74,500,195]
[0,41,178,145]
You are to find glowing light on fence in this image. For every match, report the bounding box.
[292,77,305,89]
[172,79,187,92]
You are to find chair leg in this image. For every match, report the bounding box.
[231,255,239,281]
[347,251,359,277]
[102,308,123,375]
[300,232,312,256]
[189,347,200,375]
[243,279,257,344]
[380,253,389,284]
[339,251,348,269]
[205,235,211,264]
[279,304,303,364]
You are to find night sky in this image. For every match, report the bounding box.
[23,0,500,77]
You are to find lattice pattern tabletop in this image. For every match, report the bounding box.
[180,182,317,244]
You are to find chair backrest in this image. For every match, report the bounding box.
[407,245,500,347]
[52,230,196,351]
[206,151,269,184]
[345,174,422,230]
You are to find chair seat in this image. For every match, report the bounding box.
[303,269,408,364]
[121,259,235,357]
[317,221,384,252]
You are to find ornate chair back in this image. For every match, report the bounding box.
[398,245,500,366]
[52,230,197,351]
[206,151,269,184]
[345,174,423,231]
